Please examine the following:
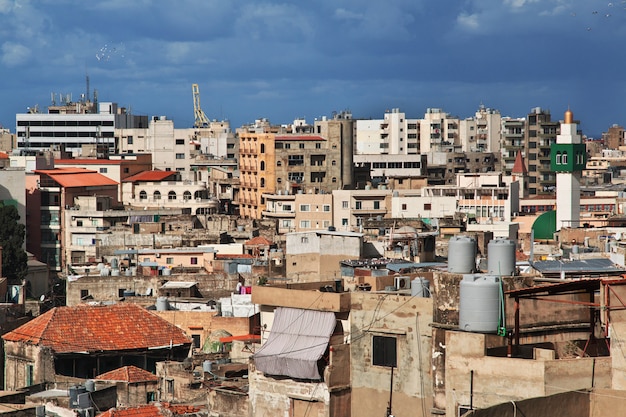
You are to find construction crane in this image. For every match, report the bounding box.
[192,83,210,128]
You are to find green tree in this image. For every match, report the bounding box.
[0,204,27,281]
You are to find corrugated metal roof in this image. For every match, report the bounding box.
[532,258,625,274]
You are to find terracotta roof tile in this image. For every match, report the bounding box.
[35,168,118,188]
[123,171,178,183]
[97,404,201,417]
[511,151,528,176]
[2,303,191,353]
[95,366,158,383]
[245,236,272,246]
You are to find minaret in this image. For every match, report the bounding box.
[552,109,586,230]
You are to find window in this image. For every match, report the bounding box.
[166,379,174,394]
[301,236,309,243]
[176,153,185,159]
[154,191,161,200]
[374,201,380,210]
[342,218,348,226]
[556,152,561,164]
[316,143,321,149]
[168,191,177,200]
[562,151,568,164]
[80,289,89,299]
[127,136,133,144]
[300,204,310,212]
[176,139,185,145]
[355,201,362,210]
[323,205,331,212]
[300,220,310,228]
[283,204,292,211]
[260,144,265,153]
[342,201,348,209]
[402,204,407,210]
[99,167,108,173]
[25,364,33,386]
[166,257,174,264]
[192,334,201,348]
[372,335,397,367]
[183,191,192,201]
[77,220,83,227]
[190,257,198,265]
[424,203,432,210]
[299,143,305,149]
[147,392,155,403]
[260,178,265,187]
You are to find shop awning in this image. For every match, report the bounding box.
[253,307,336,380]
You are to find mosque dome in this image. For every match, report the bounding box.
[564,108,574,124]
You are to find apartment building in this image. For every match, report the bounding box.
[237,113,352,219]
[525,107,561,195]
[333,189,391,232]
[604,124,625,150]
[459,105,502,153]
[419,108,460,154]
[501,117,526,174]
[355,108,420,155]
[16,100,147,157]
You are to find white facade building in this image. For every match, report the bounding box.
[355,108,420,155]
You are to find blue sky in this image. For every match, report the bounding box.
[1,0,625,137]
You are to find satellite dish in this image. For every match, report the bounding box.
[39,294,45,302]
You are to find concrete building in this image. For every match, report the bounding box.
[28,168,119,272]
[604,124,625,150]
[525,107,560,196]
[16,100,147,157]
[459,105,502,153]
[333,189,392,232]
[501,117,526,175]
[285,230,362,282]
[355,108,420,155]
[121,170,218,215]
[419,108,460,154]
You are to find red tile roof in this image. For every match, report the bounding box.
[97,403,201,417]
[123,170,178,183]
[0,152,9,159]
[2,303,191,353]
[95,366,158,383]
[245,236,272,246]
[35,168,118,188]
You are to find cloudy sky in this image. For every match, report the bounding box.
[0,0,624,137]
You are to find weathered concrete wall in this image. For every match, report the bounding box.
[445,331,610,417]
[209,387,249,417]
[248,364,330,417]
[66,275,162,306]
[350,292,433,417]
[116,381,158,407]
[3,342,54,391]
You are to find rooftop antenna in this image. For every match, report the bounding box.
[50,93,56,106]
[86,74,90,102]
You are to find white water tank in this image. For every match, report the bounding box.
[448,236,477,274]
[487,239,516,276]
[411,277,430,297]
[156,297,169,311]
[459,274,501,333]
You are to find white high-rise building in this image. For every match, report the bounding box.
[355,108,420,155]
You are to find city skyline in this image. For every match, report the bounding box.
[0,1,625,137]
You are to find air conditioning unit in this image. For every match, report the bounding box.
[394,276,410,290]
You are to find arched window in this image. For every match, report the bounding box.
[332,160,337,166]
[139,191,147,200]
[260,178,265,187]
[562,151,568,164]
[194,190,204,199]
[277,160,282,166]
[168,191,177,200]
[332,177,337,183]
[183,191,192,201]
[555,152,562,164]
[260,161,265,171]
[153,191,161,200]
[277,178,282,183]
[260,144,265,153]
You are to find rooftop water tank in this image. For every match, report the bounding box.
[110,258,119,269]
[85,379,95,392]
[203,360,213,373]
[411,277,431,297]
[487,239,516,276]
[69,385,87,409]
[459,274,501,333]
[162,267,171,276]
[156,296,169,311]
[448,236,477,274]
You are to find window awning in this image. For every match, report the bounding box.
[253,307,336,380]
